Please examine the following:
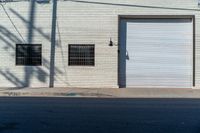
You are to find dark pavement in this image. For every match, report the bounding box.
[0,97,200,133]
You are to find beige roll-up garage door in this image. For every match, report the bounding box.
[119,18,193,88]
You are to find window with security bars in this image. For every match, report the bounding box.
[16,44,42,66]
[68,44,95,66]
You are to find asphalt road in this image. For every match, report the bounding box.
[0,97,200,133]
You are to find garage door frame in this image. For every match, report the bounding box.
[118,15,195,88]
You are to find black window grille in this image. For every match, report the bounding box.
[16,44,42,66]
[68,44,95,66]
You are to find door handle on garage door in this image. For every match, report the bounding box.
[126,50,130,60]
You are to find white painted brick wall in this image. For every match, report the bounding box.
[0,0,199,88]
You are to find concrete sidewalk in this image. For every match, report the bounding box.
[1,87,200,98]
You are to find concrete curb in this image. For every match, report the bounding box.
[0,87,200,98]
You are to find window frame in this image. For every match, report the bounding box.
[68,44,95,66]
[16,44,42,66]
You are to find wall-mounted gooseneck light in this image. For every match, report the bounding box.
[109,38,113,46]
[109,38,118,46]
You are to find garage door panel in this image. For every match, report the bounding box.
[127,55,192,64]
[119,18,193,88]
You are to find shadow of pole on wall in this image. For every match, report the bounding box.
[49,0,57,87]
[24,0,36,87]
[28,0,36,44]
